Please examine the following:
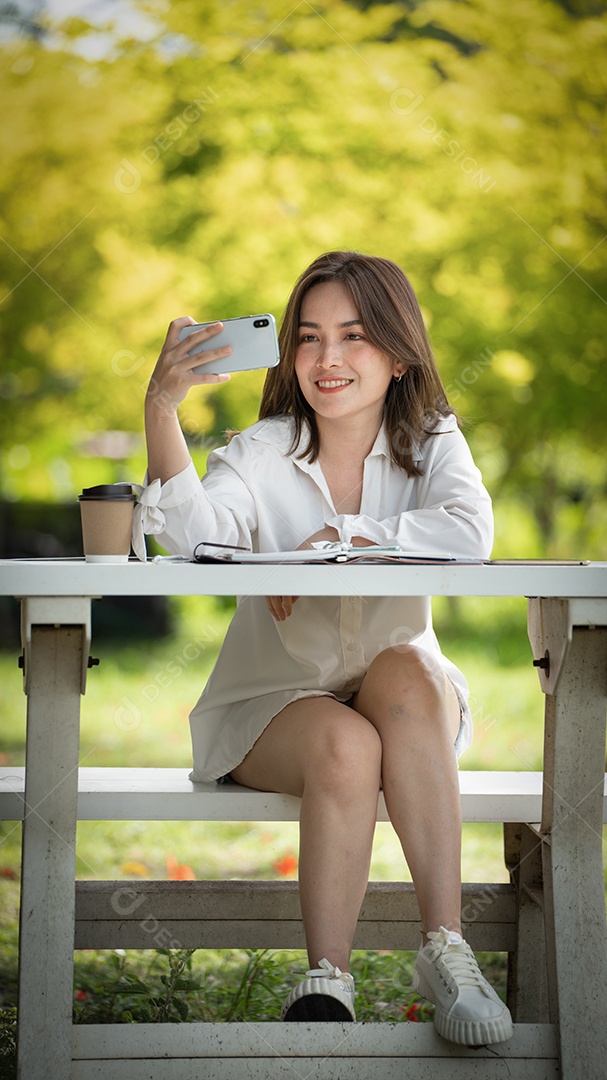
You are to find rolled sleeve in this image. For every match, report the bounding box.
[132,442,259,560]
[132,462,204,560]
[326,424,493,558]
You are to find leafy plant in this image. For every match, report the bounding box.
[74,948,201,1025]
[0,1008,17,1080]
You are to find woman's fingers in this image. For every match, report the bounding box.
[169,319,233,378]
[147,319,233,413]
[265,596,300,621]
[165,317,222,351]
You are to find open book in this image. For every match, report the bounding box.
[191,542,476,565]
[152,546,591,566]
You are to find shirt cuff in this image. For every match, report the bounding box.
[132,461,200,561]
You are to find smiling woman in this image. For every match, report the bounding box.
[135,249,507,1043]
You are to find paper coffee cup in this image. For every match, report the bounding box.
[78,484,137,562]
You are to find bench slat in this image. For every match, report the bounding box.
[72,1021,559,1070]
[73,880,517,951]
[4,767,601,823]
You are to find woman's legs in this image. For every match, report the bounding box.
[353,645,463,942]
[352,646,513,1044]
[231,697,382,971]
[232,655,512,1041]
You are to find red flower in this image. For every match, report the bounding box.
[75,989,90,1002]
[273,853,298,877]
[166,855,196,880]
[404,1001,421,1021]
[0,867,17,879]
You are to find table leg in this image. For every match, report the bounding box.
[17,624,85,1080]
[529,602,607,1079]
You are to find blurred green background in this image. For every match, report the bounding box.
[1,0,606,559]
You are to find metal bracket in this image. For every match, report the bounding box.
[19,596,94,696]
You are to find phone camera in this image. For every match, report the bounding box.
[254,318,269,328]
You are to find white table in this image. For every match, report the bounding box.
[1,558,606,1080]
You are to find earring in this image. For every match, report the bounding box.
[394,372,403,382]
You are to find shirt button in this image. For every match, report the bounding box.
[347,641,358,652]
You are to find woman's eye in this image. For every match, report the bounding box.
[299,334,317,343]
[346,333,365,341]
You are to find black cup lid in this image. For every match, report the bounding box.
[78,484,136,501]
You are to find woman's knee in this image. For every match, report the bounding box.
[232,699,382,797]
[354,646,459,741]
[305,710,382,792]
[367,645,446,699]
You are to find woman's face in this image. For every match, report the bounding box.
[294,280,399,430]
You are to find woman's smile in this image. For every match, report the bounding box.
[315,378,354,391]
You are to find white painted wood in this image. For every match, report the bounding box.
[2,576,604,1079]
[72,880,516,952]
[531,608,607,1080]
[73,879,516,922]
[72,1020,558,1058]
[5,766,604,823]
[19,596,93,694]
[69,1023,560,1077]
[73,918,518,952]
[70,1057,558,1080]
[17,626,85,1080]
[504,822,549,1023]
[528,595,607,696]
[2,557,607,599]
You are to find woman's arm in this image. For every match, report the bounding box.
[145,318,232,484]
[325,421,494,559]
[134,318,262,560]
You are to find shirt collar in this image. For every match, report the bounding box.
[251,414,422,464]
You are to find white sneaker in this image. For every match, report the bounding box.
[281,958,356,1021]
[413,926,513,1045]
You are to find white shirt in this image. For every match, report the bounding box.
[134,414,493,781]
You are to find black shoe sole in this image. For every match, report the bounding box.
[283,993,354,1022]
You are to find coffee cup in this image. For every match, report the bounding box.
[78,484,137,562]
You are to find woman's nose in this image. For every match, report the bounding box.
[316,340,343,368]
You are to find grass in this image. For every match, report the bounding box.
[0,594,604,1065]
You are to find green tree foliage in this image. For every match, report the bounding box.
[1,0,605,554]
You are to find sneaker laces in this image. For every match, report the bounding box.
[305,958,353,987]
[425,927,491,994]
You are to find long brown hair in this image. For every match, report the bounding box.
[259,250,454,476]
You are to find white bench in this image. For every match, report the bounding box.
[3,765,605,977]
[0,765,557,822]
[2,767,573,1078]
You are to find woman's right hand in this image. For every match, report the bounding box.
[265,596,300,621]
[146,318,233,416]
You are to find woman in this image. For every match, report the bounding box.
[135,251,513,1045]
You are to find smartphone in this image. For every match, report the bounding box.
[178,314,280,375]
